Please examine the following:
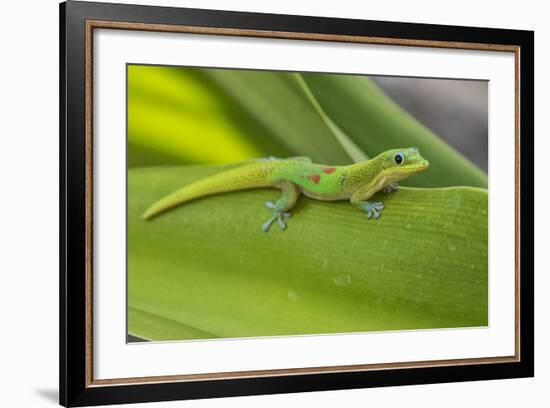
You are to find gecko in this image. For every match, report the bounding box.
[142,147,429,232]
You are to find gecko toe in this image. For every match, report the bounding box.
[383,182,399,194]
[278,216,287,230]
[262,210,293,232]
[262,215,277,232]
[360,201,384,220]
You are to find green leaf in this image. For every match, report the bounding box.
[127,65,291,166]
[301,73,488,188]
[128,306,216,340]
[293,73,368,162]
[203,69,353,164]
[128,165,488,341]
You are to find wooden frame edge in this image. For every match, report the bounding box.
[514,46,522,361]
[85,18,94,389]
[88,19,520,52]
[88,356,519,387]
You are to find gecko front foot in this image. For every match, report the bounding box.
[383,182,399,194]
[262,211,292,232]
[359,201,384,219]
[263,201,292,232]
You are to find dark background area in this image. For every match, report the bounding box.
[374,77,488,172]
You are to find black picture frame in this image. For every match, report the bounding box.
[60,1,534,406]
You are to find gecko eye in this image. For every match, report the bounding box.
[394,153,404,165]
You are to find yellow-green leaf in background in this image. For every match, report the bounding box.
[202,69,354,164]
[127,65,290,165]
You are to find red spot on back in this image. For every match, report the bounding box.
[322,167,336,174]
[308,174,321,184]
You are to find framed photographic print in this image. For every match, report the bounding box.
[59,1,534,406]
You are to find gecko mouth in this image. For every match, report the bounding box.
[411,160,430,171]
[399,160,430,174]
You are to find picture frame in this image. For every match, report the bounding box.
[60,1,534,406]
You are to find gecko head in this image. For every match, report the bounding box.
[379,147,429,180]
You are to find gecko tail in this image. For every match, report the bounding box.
[141,162,275,220]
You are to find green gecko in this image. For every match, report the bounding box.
[142,147,429,232]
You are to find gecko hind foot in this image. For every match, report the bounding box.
[262,209,292,232]
[383,182,399,194]
[360,201,385,219]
